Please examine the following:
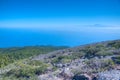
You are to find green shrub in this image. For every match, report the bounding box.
[0,46,68,68]
[108,41,120,49]
[96,50,113,57]
[4,60,48,79]
[51,55,72,64]
[112,56,120,64]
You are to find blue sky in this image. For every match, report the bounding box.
[0,0,120,27]
[0,0,120,47]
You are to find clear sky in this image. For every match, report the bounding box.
[0,0,120,47]
[0,0,120,27]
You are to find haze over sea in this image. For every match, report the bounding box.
[0,25,120,48]
[0,0,120,47]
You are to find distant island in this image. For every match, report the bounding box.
[0,40,120,80]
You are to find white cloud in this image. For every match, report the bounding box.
[0,19,120,33]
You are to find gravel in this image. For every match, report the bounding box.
[98,70,120,80]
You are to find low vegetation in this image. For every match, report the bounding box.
[3,60,49,79]
[0,46,68,68]
[0,40,120,80]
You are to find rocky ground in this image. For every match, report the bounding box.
[33,53,120,80]
[32,40,120,80]
[1,40,120,80]
[98,70,120,80]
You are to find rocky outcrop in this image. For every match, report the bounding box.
[35,40,120,80]
[97,70,120,80]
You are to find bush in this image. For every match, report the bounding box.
[4,60,48,79]
[112,56,120,64]
[108,41,120,49]
[51,55,72,64]
[0,46,68,68]
[96,50,113,57]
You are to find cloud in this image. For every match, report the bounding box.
[0,19,120,33]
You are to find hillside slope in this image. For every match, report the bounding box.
[0,40,120,80]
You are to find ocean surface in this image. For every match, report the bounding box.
[0,27,120,48]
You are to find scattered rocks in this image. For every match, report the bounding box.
[97,70,120,80]
[38,56,120,80]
